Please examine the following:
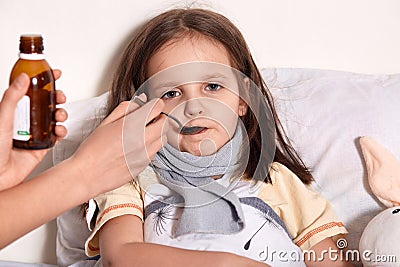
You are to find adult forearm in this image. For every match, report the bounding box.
[0,158,91,248]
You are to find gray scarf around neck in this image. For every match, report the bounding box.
[152,122,248,237]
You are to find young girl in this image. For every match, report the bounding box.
[84,8,351,267]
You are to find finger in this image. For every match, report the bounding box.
[55,90,66,105]
[99,101,131,126]
[0,73,30,131]
[121,99,165,132]
[52,69,62,80]
[128,93,148,112]
[145,116,168,144]
[54,108,68,122]
[117,93,148,120]
[143,115,168,158]
[145,133,167,160]
[54,125,68,140]
[146,99,165,122]
[130,98,165,125]
[105,98,164,127]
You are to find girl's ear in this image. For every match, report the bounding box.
[238,78,249,117]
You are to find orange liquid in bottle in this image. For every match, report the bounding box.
[10,34,56,149]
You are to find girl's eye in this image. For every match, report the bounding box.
[161,90,181,99]
[205,83,222,91]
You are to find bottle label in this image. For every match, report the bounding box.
[13,96,30,141]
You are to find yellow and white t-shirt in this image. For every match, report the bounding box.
[85,162,347,266]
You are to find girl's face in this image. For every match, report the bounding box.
[146,36,247,156]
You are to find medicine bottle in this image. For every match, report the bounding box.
[10,34,56,149]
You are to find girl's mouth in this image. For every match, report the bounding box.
[180,126,207,135]
[159,112,205,135]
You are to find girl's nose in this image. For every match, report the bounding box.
[184,98,205,117]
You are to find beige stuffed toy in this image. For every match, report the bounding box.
[359,137,400,266]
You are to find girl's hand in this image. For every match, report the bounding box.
[0,70,67,190]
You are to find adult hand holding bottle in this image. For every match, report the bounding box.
[0,70,67,190]
[0,71,167,248]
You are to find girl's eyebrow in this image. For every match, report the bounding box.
[155,80,181,89]
[154,73,229,89]
[200,73,228,80]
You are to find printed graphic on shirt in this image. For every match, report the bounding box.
[143,181,305,267]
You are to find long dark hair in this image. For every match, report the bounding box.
[108,8,313,184]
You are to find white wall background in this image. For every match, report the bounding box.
[1,0,400,102]
[0,0,400,265]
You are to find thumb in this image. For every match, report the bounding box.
[0,73,30,131]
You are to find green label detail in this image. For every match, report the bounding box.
[17,131,30,136]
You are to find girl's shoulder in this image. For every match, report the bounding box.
[255,162,315,201]
[229,162,305,197]
[269,162,303,185]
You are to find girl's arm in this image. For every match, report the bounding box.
[99,215,270,267]
[304,237,354,267]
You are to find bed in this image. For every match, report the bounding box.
[2,67,399,266]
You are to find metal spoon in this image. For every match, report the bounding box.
[133,96,204,134]
[158,112,204,135]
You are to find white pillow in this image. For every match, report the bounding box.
[263,68,400,253]
[53,93,108,267]
[54,68,400,265]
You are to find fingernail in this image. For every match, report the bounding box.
[137,93,147,102]
[133,95,146,106]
